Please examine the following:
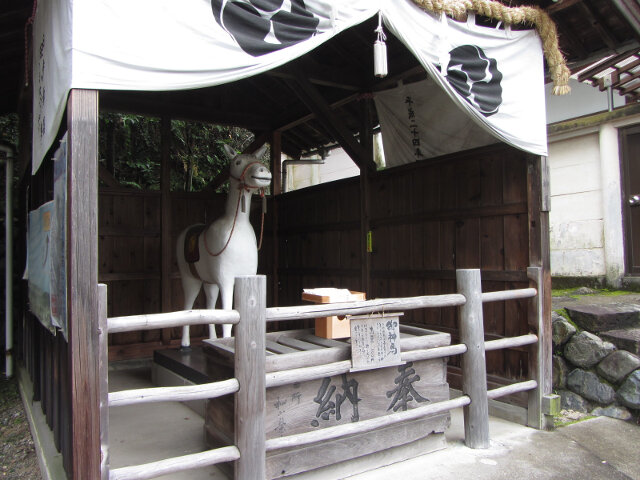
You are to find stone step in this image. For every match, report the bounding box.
[564,303,640,333]
[600,328,640,356]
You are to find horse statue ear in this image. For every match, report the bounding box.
[223,144,237,159]
[253,144,268,159]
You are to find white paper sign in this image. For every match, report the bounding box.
[350,314,403,372]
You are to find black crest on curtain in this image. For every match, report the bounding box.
[211,0,319,56]
[446,45,503,117]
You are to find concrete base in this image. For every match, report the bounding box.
[17,367,66,480]
[347,412,640,480]
[22,364,640,480]
[152,363,206,417]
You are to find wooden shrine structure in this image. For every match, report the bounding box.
[0,1,591,478]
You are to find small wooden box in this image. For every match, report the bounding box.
[301,290,366,339]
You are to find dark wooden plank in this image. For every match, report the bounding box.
[266,340,298,354]
[67,88,101,480]
[160,117,172,344]
[297,334,349,348]
[360,166,373,293]
[369,202,527,228]
[456,218,480,268]
[278,336,324,351]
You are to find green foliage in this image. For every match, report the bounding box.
[0,113,19,150]
[551,288,578,298]
[99,113,161,190]
[99,113,254,192]
[553,308,580,331]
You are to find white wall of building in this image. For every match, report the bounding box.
[285,149,360,192]
[547,111,640,285]
[545,78,625,124]
[548,132,606,277]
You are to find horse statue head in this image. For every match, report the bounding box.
[224,144,272,192]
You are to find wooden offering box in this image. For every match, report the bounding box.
[301,290,366,339]
[203,325,451,479]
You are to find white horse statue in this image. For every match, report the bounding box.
[176,144,271,347]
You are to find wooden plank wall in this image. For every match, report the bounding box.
[274,144,533,400]
[100,143,538,403]
[271,176,362,330]
[99,189,228,359]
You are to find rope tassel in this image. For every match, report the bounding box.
[374,12,388,78]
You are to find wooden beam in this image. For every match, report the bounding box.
[100,92,269,131]
[160,117,173,344]
[617,68,640,90]
[274,93,360,132]
[553,18,589,61]
[67,88,101,480]
[577,48,640,81]
[544,0,583,14]
[620,78,640,96]
[284,70,372,171]
[580,0,618,51]
[268,68,360,92]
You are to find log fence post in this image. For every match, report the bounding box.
[234,276,267,479]
[527,266,554,429]
[456,269,490,449]
[98,284,110,480]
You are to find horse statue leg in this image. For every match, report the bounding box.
[203,283,220,340]
[180,274,202,349]
[219,281,235,338]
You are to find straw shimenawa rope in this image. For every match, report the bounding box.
[411,0,571,95]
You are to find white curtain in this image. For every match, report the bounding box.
[33,0,547,173]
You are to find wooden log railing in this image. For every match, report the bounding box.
[98,268,547,480]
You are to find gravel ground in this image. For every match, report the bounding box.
[0,376,40,479]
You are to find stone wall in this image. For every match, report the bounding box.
[553,311,640,422]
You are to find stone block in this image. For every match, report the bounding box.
[542,394,561,416]
[564,331,616,368]
[600,328,640,356]
[567,369,616,405]
[590,405,633,421]
[552,355,569,389]
[558,389,591,413]
[565,304,640,333]
[617,370,640,410]
[552,317,576,348]
[596,350,640,384]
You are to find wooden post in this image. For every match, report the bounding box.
[527,266,543,428]
[359,98,373,295]
[527,155,552,430]
[270,132,281,307]
[160,117,172,343]
[456,269,489,449]
[98,284,110,480]
[67,88,101,479]
[360,169,371,295]
[270,131,282,196]
[234,276,266,480]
